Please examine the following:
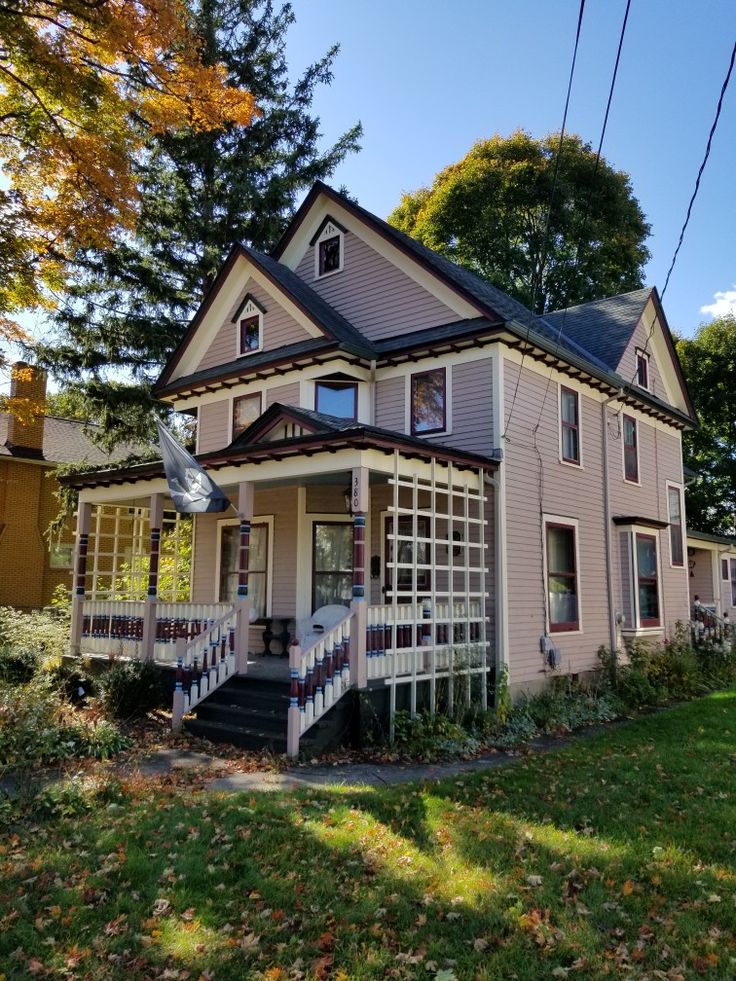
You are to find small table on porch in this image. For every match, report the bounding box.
[256,615,293,657]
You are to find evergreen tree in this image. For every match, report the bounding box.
[35,1,361,445]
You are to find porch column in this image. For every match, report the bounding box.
[141,492,163,662]
[70,501,92,655]
[235,480,254,674]
[350,467,369,689]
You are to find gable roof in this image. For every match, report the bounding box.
[155,242,374,391]
[543,288,652,371]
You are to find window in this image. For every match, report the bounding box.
[232,393,261,440]
[667,485,684,566]
[560,386,580,464]
[235,294,265,356]
[623,415,639,482]
[636,533,660,626]
[318,236,341,276]
[385,515,430,597]
[315,380,357,420]
[636,349,650,390]
[312,522,353,609]
[219,522,269,617]
[411,368,446,435]
[723,559,730,581]
[546,523,579,632]
[49,543,73,569]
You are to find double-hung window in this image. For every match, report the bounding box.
[623,415,639,482]
[667,484,684,566]
[636,533,660,626]
[411,368,446,435]
[560,386,580,464]
[219,521,269,617]
[546,522,579,632]
[636,349,650,390]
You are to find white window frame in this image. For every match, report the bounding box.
[619,525,663,634]
[214,515,274,614]
[635,347,650,390]
[558,383,583,468]
[314,220,344,280]
[235,297,264,359]
[404,365,452,438]
[230,390,263,443]
[666,481,685,569]
[542,513,583,635]
[622,413,640,485]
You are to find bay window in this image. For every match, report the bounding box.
[636,533,660,627]
[546,522,579,632]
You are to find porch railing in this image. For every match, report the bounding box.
[171,605,240,729]
[691,605,734,648]
[365,601,486,681]
[287,610,353,758]
[80,599,232,662]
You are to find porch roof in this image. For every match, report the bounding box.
[687,529,736,549]
[61,410,500,491]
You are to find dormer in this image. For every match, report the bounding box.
[235,293,266,357]
[311,215,347,280]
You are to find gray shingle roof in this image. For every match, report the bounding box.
[0,415,136,465]
[543,288,652,372]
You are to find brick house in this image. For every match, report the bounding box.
[62,182,698,754]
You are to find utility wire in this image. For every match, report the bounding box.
[531,0,632,436]
[502,0,586,439]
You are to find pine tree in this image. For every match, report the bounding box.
[35,0,361,445]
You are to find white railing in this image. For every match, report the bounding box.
[286,610,353,758]
[366,600,486,680]
[79,599,231,662]
[171,605,240,729]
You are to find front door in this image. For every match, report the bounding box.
[312,521,353,611]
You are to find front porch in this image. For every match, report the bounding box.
[67,438,498,756]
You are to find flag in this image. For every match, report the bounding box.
[156,420,231,514]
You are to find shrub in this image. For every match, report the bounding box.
[0,643,40,684]
[98,660,166,719]
[46,661,98,702]
[393,709,480,760]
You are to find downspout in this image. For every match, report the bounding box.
[602,391,624,653]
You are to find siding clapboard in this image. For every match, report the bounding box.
[374,376,404,431]
[197,400,230,454]
[266,383,300,408]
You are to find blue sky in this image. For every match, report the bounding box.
[286,0,736,337]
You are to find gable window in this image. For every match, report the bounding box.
[636,349,650,390]
[312,217,346,279]
[235,294,265,357]
[315,380,357,420]
[623,415,639,482]
[667,484,684,567]
[232,393,262,440]
[411,368,446,435]
[546,522,579,632]
[560,386,580,464]
[219,521,269,617]
[636,533,660,626]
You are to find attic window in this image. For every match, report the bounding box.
[636,349,649,390]
[233,294,266,357]
[312,217,346,279]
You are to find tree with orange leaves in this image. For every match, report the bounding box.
[0,0,257,400]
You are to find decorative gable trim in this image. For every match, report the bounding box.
[312,217,345,279]
[231,292,267,323]
[235,295,265,358]
[308,214,348,247]
[230,403,324,447]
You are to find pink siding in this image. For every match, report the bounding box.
[375,376,404,431]
[433,358,494,457]
[617,318,666,402]
[197,278,312,372]
[266,382,300,408]
[689,548,715,605]
[198,400,230,453]
[294,229,459,341]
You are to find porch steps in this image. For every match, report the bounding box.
[184,675,357,756]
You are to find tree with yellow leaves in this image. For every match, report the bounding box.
[0,0,257,410]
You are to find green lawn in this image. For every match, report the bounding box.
[3,695,736,979]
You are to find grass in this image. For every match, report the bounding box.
[3,695,736,979]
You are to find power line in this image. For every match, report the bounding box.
[502,0,586,439]
[661,41,736,300]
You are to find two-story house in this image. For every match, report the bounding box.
[63,181,696,755]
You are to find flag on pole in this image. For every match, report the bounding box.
[156,420,231,514]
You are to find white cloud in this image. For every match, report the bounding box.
[701,286,736,318]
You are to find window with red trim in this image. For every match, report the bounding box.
[546,523,579,632]
[232,393,261,439]
[560,386,580,464]
[636,533,660,626]
[411,368,446,435]
[667,486,684,566]
[636,351,649,389]
[623,415,638,482]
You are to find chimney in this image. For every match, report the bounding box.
[6,362,47,457]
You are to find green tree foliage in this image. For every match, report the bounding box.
[677,316,736,535]
[388,130,650,314]
[35,0,361,446]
